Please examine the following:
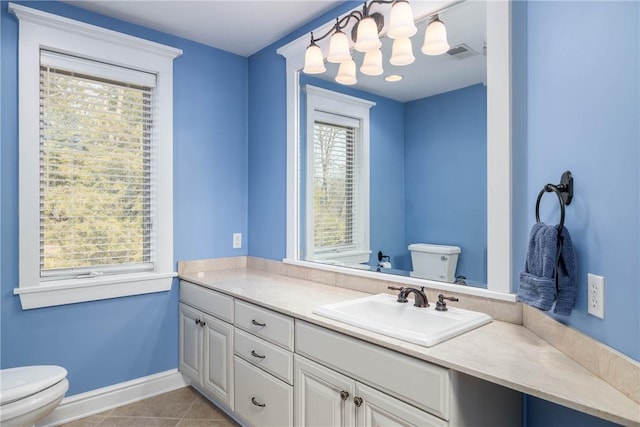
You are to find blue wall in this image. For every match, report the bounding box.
[516,1,639,426]
[522,0,639,362]
[404,84,487,281]
[0,1,248,395]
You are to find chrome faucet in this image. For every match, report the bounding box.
[388,286,429,308]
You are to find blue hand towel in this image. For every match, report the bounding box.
[517,223,558,311]
[554,226,577,315]
[517,223,578,315]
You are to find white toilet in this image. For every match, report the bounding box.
[408,243,461,283]
[0,365,69,427]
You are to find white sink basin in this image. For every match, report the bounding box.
[313,293,492,347]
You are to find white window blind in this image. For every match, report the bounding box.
[313,117,360,252]
[39,50,156,280]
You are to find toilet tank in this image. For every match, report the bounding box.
[408,243,461,283]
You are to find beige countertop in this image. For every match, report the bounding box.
[180,268,640,426]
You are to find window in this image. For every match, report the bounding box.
[40,52,155,280]
[303,85,375,265]
[313,117,358,251]
[12,3,182,309]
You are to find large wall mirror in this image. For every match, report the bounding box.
[278,0,513,298]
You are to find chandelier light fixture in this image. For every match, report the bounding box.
[303,0,451,85]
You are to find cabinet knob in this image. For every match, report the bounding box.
[340,390,349,401]
[251,397,266,408]
[195,319,200,325]
[251,319,266,327]
[353,396,363,407]
[201,321,206,327]
[251,350,266,359]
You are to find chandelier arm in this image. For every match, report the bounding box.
[308,0,402,44]
[366,0,396,13]
[311,10,364,43]
[336,12,363,32]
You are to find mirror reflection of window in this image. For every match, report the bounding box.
[313,119,358,252]
[302,85,375,267]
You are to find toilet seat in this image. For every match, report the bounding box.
[0,378,69,425]
[0,366,68,405]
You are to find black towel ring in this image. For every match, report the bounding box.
[535,171,574,233]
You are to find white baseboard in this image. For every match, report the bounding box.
[37,369,191,426]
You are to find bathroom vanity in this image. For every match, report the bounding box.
[179,279,520,426]
[178,262,640,427]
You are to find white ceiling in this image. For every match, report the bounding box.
[64,0,343,57]
[64,0,486,102]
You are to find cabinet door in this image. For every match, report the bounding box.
[202,313,234,409]
[179,303,202,384]
[355,383,447,427]
[295,355,355,427]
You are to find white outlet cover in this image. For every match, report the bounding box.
[587,273,604,319]
[233,233,242,249]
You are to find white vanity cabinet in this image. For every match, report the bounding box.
[179,282,235,410]
[295,354,446,427]
[295,321,521,427]
[179,280,521,427]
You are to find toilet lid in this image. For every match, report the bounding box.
[0,365,68,405]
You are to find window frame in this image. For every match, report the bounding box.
[11,3,182,309]
[304,85,375,265]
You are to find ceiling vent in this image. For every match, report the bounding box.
[446,43,479,60]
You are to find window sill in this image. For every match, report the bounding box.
[312,249,371,265]
[13,272,177,309]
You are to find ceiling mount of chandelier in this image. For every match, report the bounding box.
[303,0,452,85]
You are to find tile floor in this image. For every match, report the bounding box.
[59,386,240,427]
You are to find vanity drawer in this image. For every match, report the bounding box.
[235,328,293,385]
[234,356,293,427]
[180,281,234,323]
[295,321,451,420]
[235,300,294,350]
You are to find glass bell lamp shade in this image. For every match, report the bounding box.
[360,48,383,76]
[387,1,417,39]
[354,17,381,52]
[303,43,326,74]
[335,59,357,85]
[327,30,351,64]
[422,16,449,56]
[389,38,415,66]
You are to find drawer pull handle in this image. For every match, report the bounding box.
[251,350,266,359]
[340,390,349,401]
[251,397,266,407]
[251,319,266,327]
[354,396,363,407]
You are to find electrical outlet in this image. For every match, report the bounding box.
[587,273,604,319]
[233,233,242,249]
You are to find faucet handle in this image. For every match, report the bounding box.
[436,294,459,311]
[387,286,408,303]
